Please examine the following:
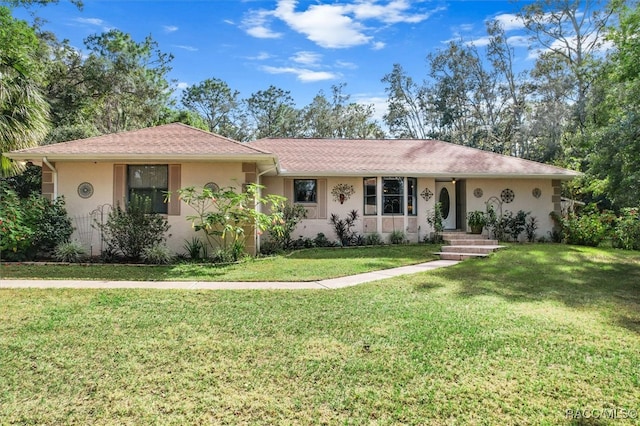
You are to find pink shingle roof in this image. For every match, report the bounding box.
[249,138,579,178]
[7,123,272,159]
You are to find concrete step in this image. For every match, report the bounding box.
[440,245,504,254]
[443,238,498,246]
[441,232,489,240]
[437,252,490,261]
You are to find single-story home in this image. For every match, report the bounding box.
[4,123,579,255]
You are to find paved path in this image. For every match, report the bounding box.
[0,259,460,290]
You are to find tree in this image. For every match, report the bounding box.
[585,0,640,207]
[381,64,430,139]
[181,77,249,141]
[0,6,49,176]
[518,0,613,131]
[81,30,174,134]
[300,84,384,138]
[245,85,300,139]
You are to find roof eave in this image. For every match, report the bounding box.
[5,152,278,163]
[276,170,580,179]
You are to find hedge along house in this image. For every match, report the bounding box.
[5,123,580,255]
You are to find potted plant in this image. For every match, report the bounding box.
[467,210,487,234]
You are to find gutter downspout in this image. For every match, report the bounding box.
[255,164,278,254]
[42,157,58,200]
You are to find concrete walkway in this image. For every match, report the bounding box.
[0,259,460,290]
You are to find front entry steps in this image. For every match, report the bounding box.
[435,231,504,261]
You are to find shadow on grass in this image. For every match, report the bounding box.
[417,244,640,334]
[286,244,439,261]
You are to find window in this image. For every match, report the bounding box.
[383,177,403,215]
[128,165,168,214]
[294,179,317,203]
[407,177,417,216]
[363,177,377,215]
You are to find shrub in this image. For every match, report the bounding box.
[313,232,335,247]
[97,194,170,261]
[525,216,539,242]
[141,243,172,264]
[0,188,73,260]
[552,205,609,247]
[364,233,384,246]
[388,230,406,244]
[507,210,529,242]
[329,210,360,246]
[54,240,87,263]
[178,184,285,260]
[426,202,444,242]
[265,203,307,250]
[611,207,640,250]
[183,237,207,261]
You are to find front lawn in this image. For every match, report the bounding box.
[0,244,438,282]
[1,244,639,424]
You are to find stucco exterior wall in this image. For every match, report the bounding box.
[464,178,556,241]
[261,176,439,244]
[54,161,249,256]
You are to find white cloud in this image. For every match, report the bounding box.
[291,51,322,66]
[466,36,491,47]
[173,45,198,52]
[72,17,112,31]
[74,17,105,26]
[248,51,273,60]
[372,41,386,50]
[244,0,438,49]
[492,13,526,32]
[335,60,357,69]
[163,25,178,33]
[176,82,189,90]
[275,0,370,48]
[261,65,339,82]
[353,94,388,122]
[242,9,283,39]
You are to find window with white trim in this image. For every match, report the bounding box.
[363,177,377,215]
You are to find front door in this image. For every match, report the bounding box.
[436,182,456,230]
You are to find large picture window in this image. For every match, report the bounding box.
[128,165,168,214]
[383,177,403,214]
[294,179,317,203]
[363,177,377,215]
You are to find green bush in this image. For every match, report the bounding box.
[54,240,87,263]
[97,194,170,261]
[0,188,73,260]
[329,210,360,246]
[552,206,609,247]
[141,243,172,264]
[612,208,640,250]
[388,230,406,244]
[364,233,384,246]
[265,203,307,250]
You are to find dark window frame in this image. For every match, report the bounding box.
[293,179,318,203]
[363,177,377,215]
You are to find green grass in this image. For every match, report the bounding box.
[0,244,438,282]
[1,244,639,424]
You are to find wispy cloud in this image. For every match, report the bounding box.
[242,9,283,39]
[72,17,113,32]
[173,45,198,52]
[291,51,322,67]
[243,0,438,49]
[176,82,189,90]
[261,65,339,82]
[163,25,178,33]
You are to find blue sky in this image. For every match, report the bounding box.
[15,0,535,120]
